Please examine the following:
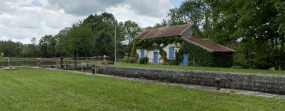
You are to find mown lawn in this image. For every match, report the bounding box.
[115,62,285,75]
[0,68,284,110]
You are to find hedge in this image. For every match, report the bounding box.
[139,57,149,64]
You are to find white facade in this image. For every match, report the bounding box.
[136,43,180,64]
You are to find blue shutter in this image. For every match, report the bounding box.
[140,49,144,57]
[169,47,174,59]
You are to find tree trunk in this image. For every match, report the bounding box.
[271,38,274,48]
[280,35,285,70]
[275,37,279,70]
[281,35,285,52]
[128,39,130,57]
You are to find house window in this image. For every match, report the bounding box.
[140,49,144,57]
[169,47,174,60]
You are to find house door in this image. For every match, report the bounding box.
[154,52,158,64]
[140,49,144,57]
[182,53,188,66]
[169,47,174,59]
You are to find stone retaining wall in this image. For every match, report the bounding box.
[96,65,285,94]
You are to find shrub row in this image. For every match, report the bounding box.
[124,57,135,63]
[139,57,149,64]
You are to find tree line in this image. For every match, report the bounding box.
[0,12,142,60]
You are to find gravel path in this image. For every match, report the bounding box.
[43,68,285,99]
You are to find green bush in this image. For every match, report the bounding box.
[139,57,144,64]
[240,60,251,69]
[139,57,149,64]
[124,57,129,63]
[129,57,135,63]
[167,59,178,65]
[251,59,273,70]
[124,56,136,63]
[281,63,285,71]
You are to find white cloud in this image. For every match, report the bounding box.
[0,0,174,44]
[127,0,173,18]
[0,0,81,44]
[46,0,126,16]
[106,4,163,28]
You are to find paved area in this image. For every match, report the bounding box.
[44,68,285,98]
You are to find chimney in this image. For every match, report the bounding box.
[162,19,167,27]
[163,23,167,27]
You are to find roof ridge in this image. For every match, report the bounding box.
[185,37,234,52]
[148,23,191,30]
[135,23,193,40]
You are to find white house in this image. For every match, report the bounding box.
[134,23,234,65]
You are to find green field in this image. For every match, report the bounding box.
[0,68,284,110]
[115,62,285,75]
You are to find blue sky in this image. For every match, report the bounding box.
[0,0,185,44]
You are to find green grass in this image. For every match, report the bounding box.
[115,62,285,75]
[0,68,285,110]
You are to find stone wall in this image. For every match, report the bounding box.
[96,65,285,94]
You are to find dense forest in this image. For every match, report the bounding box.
[1,0,285,70]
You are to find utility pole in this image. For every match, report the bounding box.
[114,24,117,63]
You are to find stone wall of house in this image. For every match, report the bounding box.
[96,65,285,94]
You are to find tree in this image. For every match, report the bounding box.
[123,20,142,57]
[64,22,93,57]
[167,8,186,26]
[204,0,285,69]
[167,1,207,27]
[274,0,285,70]
[116,22,128,59]
[83,12,136,59]
[26,38,39,57]
[54,27,70,57]
[39,35,57,57]
[145,23,164,30]
[93,29,114,58]
[0,40,17,57]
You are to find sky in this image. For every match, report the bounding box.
[0,0,184,44]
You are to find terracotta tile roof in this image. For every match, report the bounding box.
[186,38,234,52]
[134,24,192,40]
